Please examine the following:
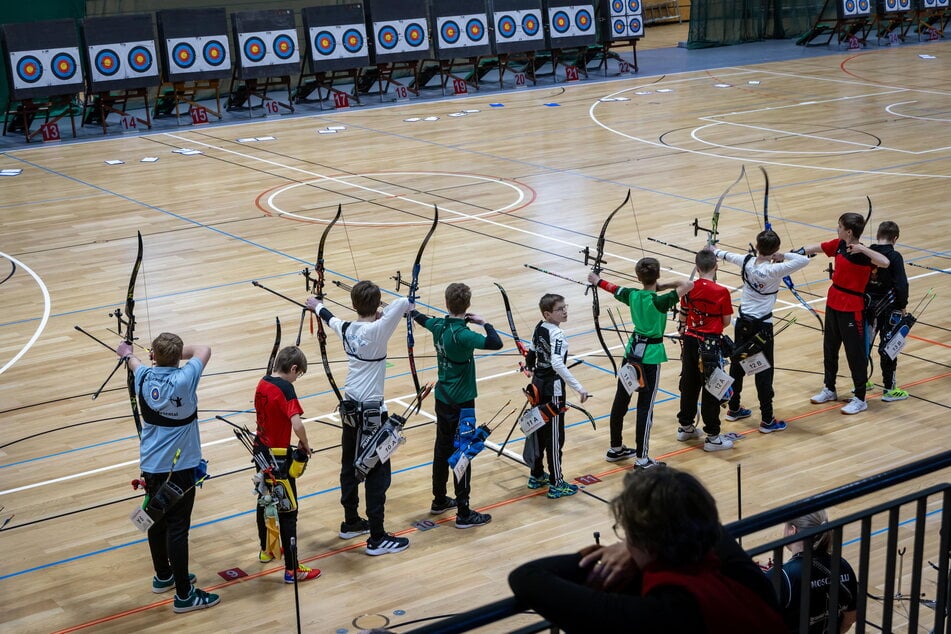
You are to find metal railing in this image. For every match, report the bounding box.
[404,450,951,634]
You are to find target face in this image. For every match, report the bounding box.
[405,23,425,47]
[441,20,461,44]
[613,18,627,34]
[575,9,593,30]
[522,14,540,36]
[498,15,517,38]
[50,52,77,80]
[128,45,153,73]
[16,55,43,83]
[552,11,571,33]
[203,40,226,66]
[243,36,266,62]
[629,0,641,11]
[315,31,336,55]
[343,28,364,53]
[94,49,121,76]
[612,0,625,11]
[172,42,196,68]
[629,17,643,33]
[467,18,485,41]
[378,25,399,50]
[273,34,295,59]
[857,0,869,9]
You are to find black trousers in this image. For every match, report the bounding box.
[531,378,566,484]
[256,474,299,571]
[728,317,775,423]
[144,468,196,599]
[432,398,473,515]
[677,336,722,436]
[341,421,392,540]
[609,362,660,458]
[824,306,868,400]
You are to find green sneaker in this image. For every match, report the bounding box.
[152,572,196,594]
[547,480,579,499]
[881,388,908,402]
[173,587,220,613]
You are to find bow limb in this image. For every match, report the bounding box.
[709,165,745,247]
[865,195,872,231]
[586,190,631,376]
[759,165,771,231]
[314,205,343,404]
[406,205,439,402]
[494,282,531,376]
[565,401,597,430]
[123,232,144,439]
[266,316,281,375]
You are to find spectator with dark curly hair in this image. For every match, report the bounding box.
[508,466,785,633]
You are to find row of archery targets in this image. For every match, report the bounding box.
[1,1,646,126]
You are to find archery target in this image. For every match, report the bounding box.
[552,10,571,33]
[857,0,870,10]
[127,45,154,73]
[920,0,947,6]
[165,35,231,76]
[373,19,429,56]
[202,40,226,66]
[436,15,488,49]
[628,0,641,11]
[497,15,518,38]
[9,47,83,91]
[237,29,299,68]
[243,36,266,62]
[94,49,121,76]
[605,0,644,38]
[308,23,367,61]
[547,4,598,42]
[15,55,43,83]
[523,13,541,36]
[575,8,593,31]
[611,0,625,12]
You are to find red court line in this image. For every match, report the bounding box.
[51,369,951,633]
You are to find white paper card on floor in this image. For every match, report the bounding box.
[705,367,734,400]
[739,352,770,375]
[518,407,546,435]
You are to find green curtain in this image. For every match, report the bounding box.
[688,0,829,48]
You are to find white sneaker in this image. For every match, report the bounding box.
[676,425,703,441]
[703,435,734,452]
[810,387,838,404]
[841,397,868,415]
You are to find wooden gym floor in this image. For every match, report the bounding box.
[1,25,949,633]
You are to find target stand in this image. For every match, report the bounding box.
[3,95,79,142]
[591,39,639,75]
[228,73,295,117]
[373,61,422,100]
[430,57,483,95]
[296,67,363,110]
[154,79,223,124]
[83,88,152,135]
[871,0,916,43]
[914,1,949,40]
[493,52,540,88]
[799,0,875,46]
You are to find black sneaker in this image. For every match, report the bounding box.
[605,446,636,462]
[430,496,457,515]
[455,510,492,529]
[339,517,370,539]
[366,533,410,556]
[172,587,220,613]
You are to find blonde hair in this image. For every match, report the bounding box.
[788,509,832,553]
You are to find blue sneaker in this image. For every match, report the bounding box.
[527,473,549,489]
[725,407,752,422]
[152,572,196,593]
[759,418,787,433]
[547,480,579,499]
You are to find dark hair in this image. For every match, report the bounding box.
[877,221,899,242]
[151,332,184,367]
[445,282,472,315]
[755,230,781,256]
[351,280,382,317]
[695,249,718,274]
[539,293,564,314]
[611,466,720,567]
[635,257,660,285]
[839,212,866,239]
[273,346,307,375]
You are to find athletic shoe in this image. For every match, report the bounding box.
[841,397,868,415]
[430,496,457,516]
[152,572,196,593]
[725,407,752,422]
[172,587,220,613]
[547,480,579,499]
[759,418,787,433]
[881,388,909,402]
[635,457,665,469]
[703,435,734,452]
[810,387,838,404]
[527,473,549,489]
[284,564,321,584]
[605,446,637,462]
[366,533,410,556]
[455,510,492,529]
[258,550,275,563]
[676,425,703,441]
[339,517,370,539]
